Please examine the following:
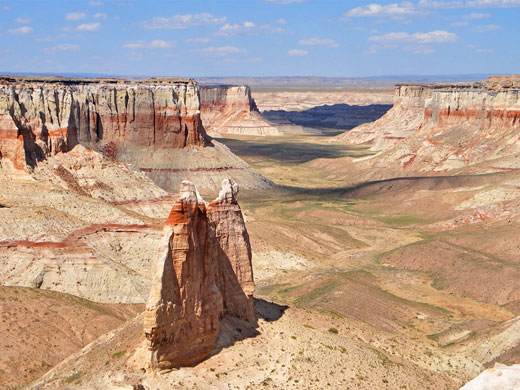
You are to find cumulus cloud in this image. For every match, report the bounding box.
[216,21,255,36]
[419,0,520,6]
[288,49,308,56]
[77,22,101,31]
[369,30,458,44]
[123,40,175,49]
[93,13,108,19]
[43,43,80,53]
[185,37,212,44]
[15,17,31,24]
[141,13,226,30]
[198,46,246,57]
[8,26,33,35]
[463,11,491,17]
[472,23,501,31]
[66,12,87,21]
[298,37,339,48]
[345,2,420,18]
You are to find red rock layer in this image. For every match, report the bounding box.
[0,77,208,169]
[144,180,254,369]
[199,85,283,136]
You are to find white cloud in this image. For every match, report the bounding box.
[149,40,174,49]
[66,12,87,21]
[123,40,175,49]
[77,22,101,31]
[124,41,145,49]
[216,21,255,36]
[198,46,246,57]
[288,49,308,56]
[466,0,520,6]
[93,13,108,19]
[298,37,340,48]
[185,37,212,44]
[413,48,436,54]
[141,13,226,30]
[369,30,458,44]
[419,0,520,6]
[43,43,80,53]
[15,17,31,24]
[8,26,33,35]
[274,18,288,24]
[451,21,470,26]
[472,23,501,31]
[89,1,103,5]
[463,11,491,17]
[346,2,420,18]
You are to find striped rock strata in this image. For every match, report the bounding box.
[144,179,254,369]
[200,85,284,136]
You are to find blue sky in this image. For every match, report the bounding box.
[0,0,518,77]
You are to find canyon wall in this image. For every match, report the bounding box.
[332,84,431,150]
[199,85,286,136]
[144,179,254,369]
[0,76,272,192]
[337,76,520,172]
[0,76,206,170]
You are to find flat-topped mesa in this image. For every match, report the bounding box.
[0,76,208,170]
[334,76,520,157]
[199,85,283,136]
[144,179,254,369]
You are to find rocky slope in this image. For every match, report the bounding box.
[0,76,271,192]
[200,85,291,136]
[144,179,254,369]
[335,76,520,172]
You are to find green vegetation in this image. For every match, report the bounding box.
[64,372,81,384]
[111,350,126,359]
[328,328,339,334]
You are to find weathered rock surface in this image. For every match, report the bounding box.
[460,363,520,390]
[200,85,284,136]
[143,179,254,369]
[337,76,520,172]
[0,76,272,192]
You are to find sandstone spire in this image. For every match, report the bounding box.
[143,179,254,369]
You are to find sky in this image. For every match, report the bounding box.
[0,0,518,77]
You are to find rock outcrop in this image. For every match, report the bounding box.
[336,76,520,172]
[0,76,207,169]
[200,85,284,136]
[460,363,520,390]
[143,179,254,369]
[0,76,272,192]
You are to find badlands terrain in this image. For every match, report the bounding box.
[1,75,520,389]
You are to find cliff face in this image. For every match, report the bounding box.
[200,85,283,136]
[337,76,520,172]
[144,179,254,369]
[0,77,207,170]
[332,84,431,150]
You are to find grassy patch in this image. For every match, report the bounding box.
[64,372,81,384]
[295,279,342,306]
[111,350,126,359]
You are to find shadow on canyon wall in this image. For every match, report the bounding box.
[262,103,392,136]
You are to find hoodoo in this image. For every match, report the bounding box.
[143,179,255,369]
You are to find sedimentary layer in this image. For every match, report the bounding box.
[143,179,254,368]
[0,76,272,192]
[200,85,285,136]
[337,76,520,171]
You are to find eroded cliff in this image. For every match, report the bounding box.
[336,76,520,172]
[0,76,272,192]
[143,179,254,369]
[200,85,284,136]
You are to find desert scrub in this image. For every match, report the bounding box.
[328,327,339,334]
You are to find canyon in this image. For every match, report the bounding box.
[2,75,520,390]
